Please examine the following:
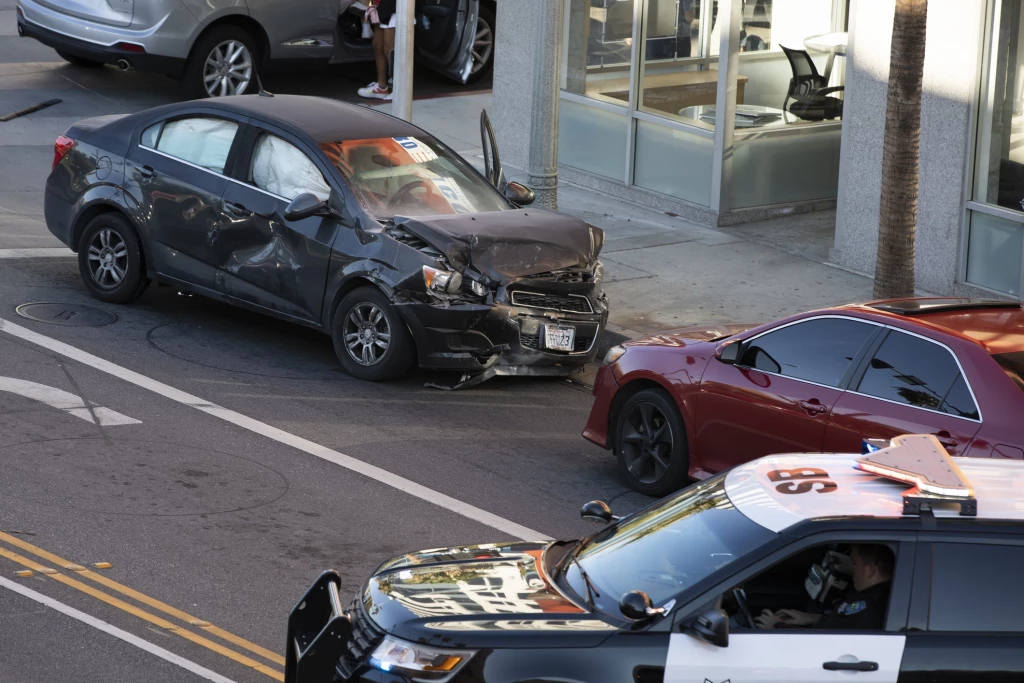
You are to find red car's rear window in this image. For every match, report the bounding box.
[994,351,1024,394]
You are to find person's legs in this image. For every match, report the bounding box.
[358,25,392,98]
[378,26,395,91]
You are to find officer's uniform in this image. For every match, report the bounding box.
[813,580,891,630]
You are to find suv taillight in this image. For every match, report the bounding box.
[53,135,75,170]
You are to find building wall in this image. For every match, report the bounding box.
[833,0,987,294]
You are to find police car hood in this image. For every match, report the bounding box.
[362,542,617,649]
[394,210,604,282]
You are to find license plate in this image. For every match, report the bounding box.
[544,325,576,352]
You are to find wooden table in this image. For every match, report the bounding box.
[588,70,748,113]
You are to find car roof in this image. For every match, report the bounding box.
[724,447,1024,533]
[839,298,1024,355]
[191,94,425,143]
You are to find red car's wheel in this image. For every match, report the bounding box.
[614,388,689,496]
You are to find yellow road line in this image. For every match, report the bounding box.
[0,531,285,667]
[0,544,284,681]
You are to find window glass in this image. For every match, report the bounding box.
[565,474,774,615]
[857,332,969,414]
[141,123,161,149]
[639,0,715,125]
[321,136,508,219]
[155,117,238,174]
[563,0,635,106]
[994,350,1024,394]
[251,135,331,202]
[941,374,980,420]
[740,318,876,386]
[930,543,1024,632]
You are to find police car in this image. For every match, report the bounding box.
[285,434,1024,683]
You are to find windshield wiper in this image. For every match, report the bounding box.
[553,539,600,611]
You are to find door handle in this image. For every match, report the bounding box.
[823,660,878,672]
[935,431,959,449]
[225,202,253,218]
[799,400,829,415]
[138,165,156,179]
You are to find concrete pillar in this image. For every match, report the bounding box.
[391,0,415,121]
[492,0,564,209]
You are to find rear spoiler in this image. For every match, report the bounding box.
[284,570,353,683]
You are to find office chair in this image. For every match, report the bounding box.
[781,45,844,122]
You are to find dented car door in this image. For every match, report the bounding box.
[214,123,339,323]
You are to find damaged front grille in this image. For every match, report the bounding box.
[510,291,594,314]
[521,331,595,354]
[336,599,386,680]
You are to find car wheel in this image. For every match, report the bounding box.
[77,213,149,304]
[614,388,690,497]
[184,25,257,99]
[466,4,495,84]
[57,50,103,68]
[332,287,415,381]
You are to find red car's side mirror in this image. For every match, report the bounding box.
[716,341,742,365]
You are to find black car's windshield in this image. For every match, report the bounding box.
[320,135,508,219]
[994,351,1024,394]
[564,475,773,614]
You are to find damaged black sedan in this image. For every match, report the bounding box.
[43,94,607,382]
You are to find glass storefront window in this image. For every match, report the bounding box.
[639,0,716,125]
[564,0,636,106]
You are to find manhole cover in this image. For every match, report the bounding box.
[16,302,117,327]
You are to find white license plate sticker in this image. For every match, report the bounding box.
[544,325,576,352]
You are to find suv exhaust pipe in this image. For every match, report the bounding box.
[116,59,131,71]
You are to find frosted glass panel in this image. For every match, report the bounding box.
[558,97,628,181]
[633,119,713,206]
[967,211,1023,296]
[731,128,841,208]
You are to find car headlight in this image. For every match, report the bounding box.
[604,345,626,365]
[369,635,474,680]
[469,279,488,297]
[593,261,604,284]
[423,265,463,294]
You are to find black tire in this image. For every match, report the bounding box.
[331,287,415,381]
[466,4,495,84]
[57,50,103,68]
[77,213,149,304]
[614,388,690,497]
[183,25,258,99]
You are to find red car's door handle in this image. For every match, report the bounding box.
[935,432,959,449]
[799,400,829,415]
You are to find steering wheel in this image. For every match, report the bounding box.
[387,179,438,210]
[732,588,755,628]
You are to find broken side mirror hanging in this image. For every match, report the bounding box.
[284,192,329,222]
[504,181,536,206]
[581,500,619,524]
[619,591,673,621]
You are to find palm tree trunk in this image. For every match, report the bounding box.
[874,0,929,299]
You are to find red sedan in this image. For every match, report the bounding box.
[584,298,1024,495]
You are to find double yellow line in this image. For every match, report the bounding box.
[0,531,285,681]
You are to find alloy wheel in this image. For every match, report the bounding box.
[87,228,128,289]
[620,402,674,485]
[343,303,392,366]
[470,18,494,75]
[204,40,253,97]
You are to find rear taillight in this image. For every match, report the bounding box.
[53,135,75,171]
[114,42,145,53]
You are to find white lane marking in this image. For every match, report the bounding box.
[0,576,239,683]
[0,376,141,426]
[0,248,75,259]
[0,318,551,542]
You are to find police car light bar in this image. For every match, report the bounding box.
[856,434,977,516]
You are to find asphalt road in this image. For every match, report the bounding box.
[0,6,648,682]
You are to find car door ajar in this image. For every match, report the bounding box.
[128,115,244,290]
[416,0,480,82]
[215,127,340,323]
[695,317,881,474]
[823,329,983,455]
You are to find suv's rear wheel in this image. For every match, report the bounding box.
[57,50,103,68]
[331,287,415,381]
[614,388,690,497]
[184,25,257,99]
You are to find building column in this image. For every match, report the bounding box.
[492,0,564,210]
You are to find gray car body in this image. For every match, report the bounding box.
[17,0,480,83]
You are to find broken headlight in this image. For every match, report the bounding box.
[369,635,474,680]
[469,279,488,297]
[423,265,463,295]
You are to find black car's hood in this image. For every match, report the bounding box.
[394,209,604,282]
[362,542,618,649]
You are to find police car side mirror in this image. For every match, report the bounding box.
[581,500,620,524]
[715,340,742,365]
[688,607,729,648]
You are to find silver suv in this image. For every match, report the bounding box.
[16,0,495,98]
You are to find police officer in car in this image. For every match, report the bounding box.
[755,544,894,630]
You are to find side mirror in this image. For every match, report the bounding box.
[504,181,535,206]
[284,192,330,222]
[619,591,671,621]
[581,500,619,524]
[715,341,741,365]
[688,607,729,647]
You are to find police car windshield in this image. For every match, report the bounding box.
[565,476,773,613]
[319,136,509,219]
